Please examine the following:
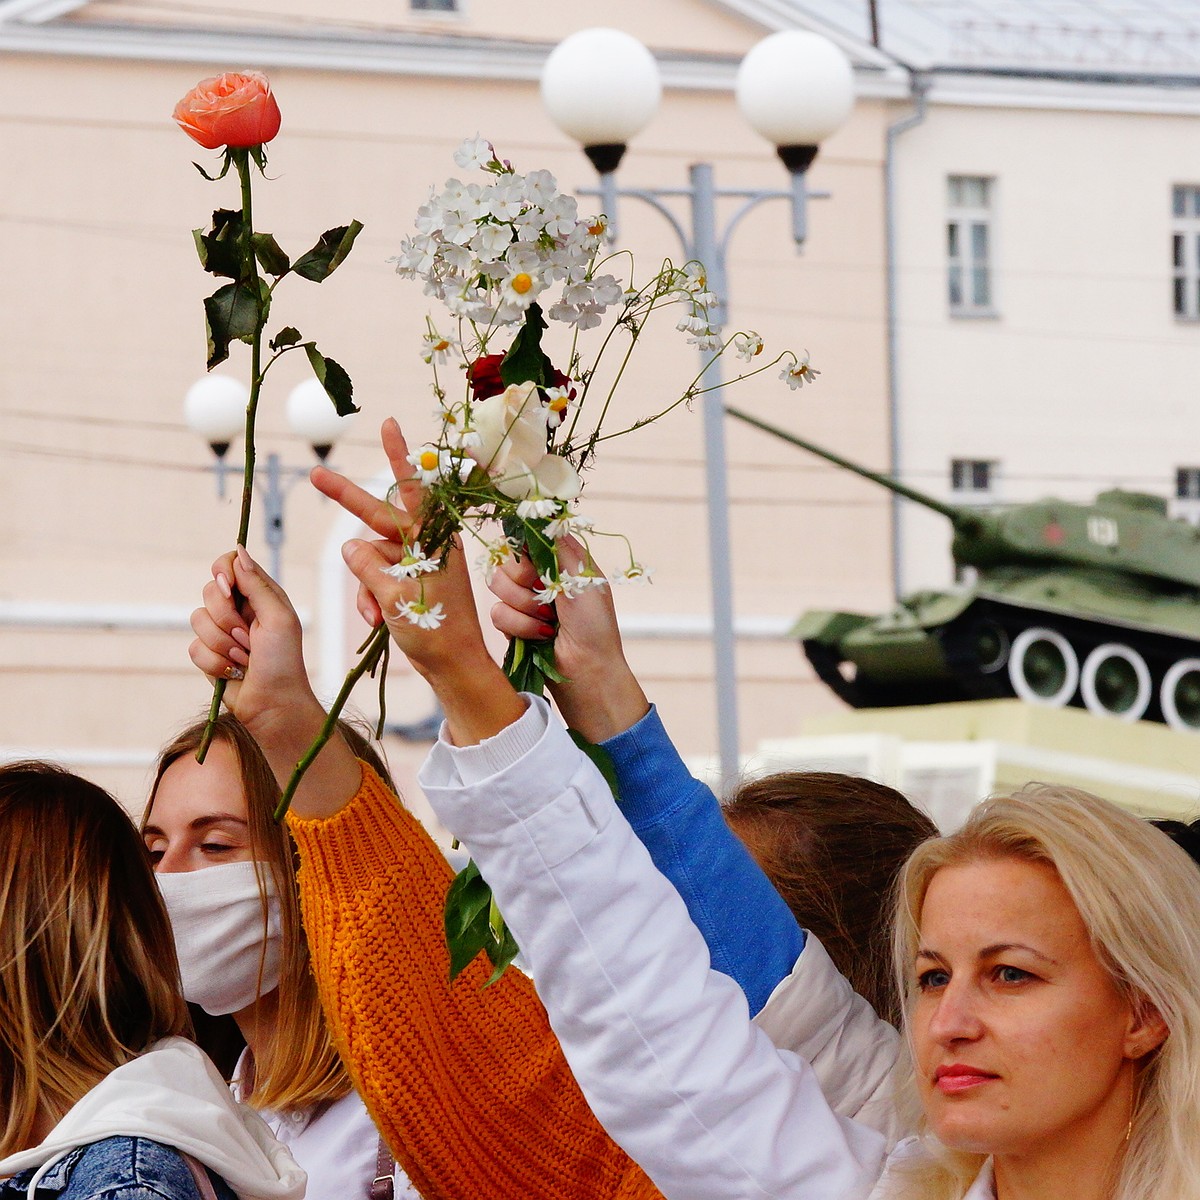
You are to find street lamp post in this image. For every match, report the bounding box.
[184,376,358,583]
[542,27,854,786]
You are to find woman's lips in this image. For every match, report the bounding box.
[934,1065,998,1094]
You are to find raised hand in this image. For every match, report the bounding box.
[188,545,361,815]
[488,537,649,743]
[312,417,525,746]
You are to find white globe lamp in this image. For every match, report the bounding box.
[287,378,358,461]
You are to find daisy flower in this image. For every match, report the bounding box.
[612,562,654,585]
[734,332,764,362]
[383,542,439,579]
[780,353,821,390]
[396,599,446,629]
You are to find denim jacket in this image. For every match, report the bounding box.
[0,1136,236,1200]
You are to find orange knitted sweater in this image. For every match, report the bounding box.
[287,762,662,1200]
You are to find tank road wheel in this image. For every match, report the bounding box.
[1079,643,1152,722]
[1008,627,1079,708]
[1160,659,1200,732]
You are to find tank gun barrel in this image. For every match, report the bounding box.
[725,405,980,528]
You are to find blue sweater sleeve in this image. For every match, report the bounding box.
[600,706,805,1015]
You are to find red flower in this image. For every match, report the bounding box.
[174,72,282,151]
[468,353,570,402]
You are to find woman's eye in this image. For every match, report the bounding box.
[995,965,1031,985]
[917,969,950,991]
[144,846,164,864]
[201,842,236,854]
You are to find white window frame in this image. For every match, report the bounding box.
[947,176,996,318]
[1172,186,1200,321]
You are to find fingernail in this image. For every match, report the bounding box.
[230,626,251,649]
[228,646,250,667]
[215,573,233,599]
[535,605,554,619]
[235,545,257,574]
[537,623,556,639]
[342,540,361,564]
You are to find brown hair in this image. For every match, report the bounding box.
[145,713,387,1114]
[724,771,937,1026]
[0,761,190,1155]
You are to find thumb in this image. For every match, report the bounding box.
[230,545,295,622]
[341,538,398,594]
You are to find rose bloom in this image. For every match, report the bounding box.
[467,353,569,403]
[468,381,581,502]
[173,72,282,151]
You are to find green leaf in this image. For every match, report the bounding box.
[270,326,302,351]
[204,279,267,370]
[292,221,364,282]
[482,921,521,987]
[193,208,246,280]
[500,302,551,388]
[444,860,497,983]
[303,344,359,416]
[252,232,291,277]
[192,150,234,183]
[568,729,622,801]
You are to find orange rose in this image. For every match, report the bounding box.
[173,72,282,151]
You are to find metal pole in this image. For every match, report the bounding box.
[264,452,285,583]
[688,162,741,791]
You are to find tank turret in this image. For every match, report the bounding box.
[727,406,1200,732]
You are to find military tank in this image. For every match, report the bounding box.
[727,406,1200,732]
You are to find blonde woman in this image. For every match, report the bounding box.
[282,421,1197,1200]
[0,762,303,1200]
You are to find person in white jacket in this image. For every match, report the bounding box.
[280,419,1200,1200]
[0,761,305,1200]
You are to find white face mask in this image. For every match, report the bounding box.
[156,860,283,1016]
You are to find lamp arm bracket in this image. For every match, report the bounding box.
[578,185,692,258]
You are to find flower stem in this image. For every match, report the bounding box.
[197,147,265,763]
[274,622,391,821]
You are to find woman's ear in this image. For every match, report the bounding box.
[1124,999,1168,1060]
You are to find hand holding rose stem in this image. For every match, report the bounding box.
[174,70,361,762]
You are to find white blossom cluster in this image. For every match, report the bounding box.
[392,136,624,330]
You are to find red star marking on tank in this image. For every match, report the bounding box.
[1042,521,1066,546]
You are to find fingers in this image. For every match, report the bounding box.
[229,545,297,621]
[488,563,549,619]
[311,465,414,542]
[490,599,555,642]
[381,418,426,515]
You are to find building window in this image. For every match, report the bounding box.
[411,0,457,9]
[1174,466,1200,523]
[950,458,997,499]
[1173,186,1200,319]
[947,176,994,316]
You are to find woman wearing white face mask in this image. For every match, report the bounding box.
[143,714,413,1200]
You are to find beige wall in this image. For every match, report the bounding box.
[0,7,895,810]
[892,98,1200,591]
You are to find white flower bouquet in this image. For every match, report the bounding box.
[279,137,818,981]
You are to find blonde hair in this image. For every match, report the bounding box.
[888,784,1200,1200]
[147,714,354,1114]
[0,761,190,1156]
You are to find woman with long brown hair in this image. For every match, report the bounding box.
[0,762,303,1200]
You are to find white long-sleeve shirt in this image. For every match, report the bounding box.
[419,696,994,1200]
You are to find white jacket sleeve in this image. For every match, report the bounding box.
[418,698,888,1200]
[753,938,906,1145]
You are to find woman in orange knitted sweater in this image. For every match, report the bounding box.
[187,543,661,1200]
